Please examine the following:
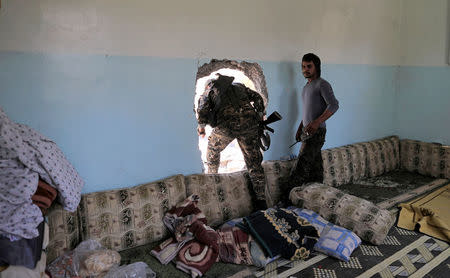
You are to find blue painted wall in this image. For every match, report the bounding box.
[395,66,450,145]
[1,51,401,193]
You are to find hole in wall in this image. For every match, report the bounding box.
[194,59,268,173]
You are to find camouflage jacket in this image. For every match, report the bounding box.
[197,77,265,132]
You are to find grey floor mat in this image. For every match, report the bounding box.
[337,170,435,204]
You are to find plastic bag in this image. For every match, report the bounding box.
[103,262,156,278]
[71,239,104,276]
[47,239,121,278]
[46,250,78,278]
[73,240,121,277]
[81,249,121,277]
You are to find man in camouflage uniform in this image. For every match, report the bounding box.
[196,74,268,210]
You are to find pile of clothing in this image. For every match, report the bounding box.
[151,195,321,277]
[0,107,84,274]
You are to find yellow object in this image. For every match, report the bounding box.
[397,183,450,242]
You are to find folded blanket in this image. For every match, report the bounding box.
[152,195,219,277]
[176,240,218,278]
[398,183,450,242]
[163,195,206,237]
[150,237,187,265]
[219,217,279,267]
[241,208,319,260]
[217,226,253,265]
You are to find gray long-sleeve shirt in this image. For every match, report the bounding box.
[301,77,339,128]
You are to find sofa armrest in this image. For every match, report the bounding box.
[400,139,449,179]
[46,204,81,264]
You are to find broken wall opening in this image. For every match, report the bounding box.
[194,59,268,173]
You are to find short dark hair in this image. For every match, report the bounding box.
[302,53,321,77]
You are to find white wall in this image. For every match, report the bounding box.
[0,0,403,64]
[2,0,448,66]
[399,0,449,66]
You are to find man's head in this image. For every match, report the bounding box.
[301,53,321,80]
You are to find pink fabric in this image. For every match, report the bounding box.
[152,195,220,276]
[217,226,253,265]
[176,240,218,277]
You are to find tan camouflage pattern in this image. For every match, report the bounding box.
[197,81,267,202]
[206,126,266,201]
[197,83,265,130]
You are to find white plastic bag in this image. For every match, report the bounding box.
[103,262,156,278]
[72,239,105,276]
[47,239,105,278]
[48,239,121,278]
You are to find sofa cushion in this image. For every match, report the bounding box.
[262,159,296,207]
[400,139,450,179]
[46,204,80,263]
[184,172,253,227]
[79,175,186,251]
[289,183,396,245]
[322,136,400,187]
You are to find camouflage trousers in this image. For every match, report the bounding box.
[288,128,327,193]
[206,127,267,201]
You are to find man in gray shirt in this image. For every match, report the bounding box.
[287,53,339,197]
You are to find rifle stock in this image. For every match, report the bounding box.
[261,111,282,134]
[263,111,282,125]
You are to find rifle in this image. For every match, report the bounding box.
[289,126,313,148]
[262,111,282,133]
[260,111,282,151]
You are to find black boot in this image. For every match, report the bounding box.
[254,199,268,211]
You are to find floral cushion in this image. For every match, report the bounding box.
[322,136,400,187]
[79,175,186,251]
[46,203,80,263]
[289,183,396,245]
[184,171,253,227]
[262,159,296,207]
[400,139,450,179]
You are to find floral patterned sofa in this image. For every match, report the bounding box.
[45,136,450,264]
